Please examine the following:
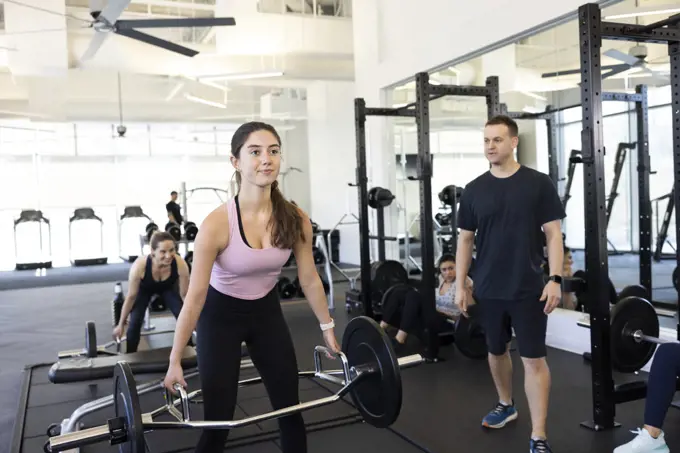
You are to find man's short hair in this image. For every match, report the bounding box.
[170,191,178,196]
[485,115,519,137]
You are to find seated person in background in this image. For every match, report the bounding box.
[614,342,679,453]
[113,231,191,353]
[380,254,473,348]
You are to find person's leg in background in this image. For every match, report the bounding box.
[395,289,423,344]
[125,290,153,353]
[195,287,248,453]
[246,290,306,453]
[511,297,552,452]
[161,289,195,346]
[614,343,680,453]
[480,299,517,428]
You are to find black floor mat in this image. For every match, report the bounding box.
[12,361,427,453]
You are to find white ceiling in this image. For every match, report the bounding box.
[0,0,354,123]
[391,0,677,128]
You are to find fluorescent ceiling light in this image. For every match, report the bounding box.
[519,91,548,101]
[199,71,284,82]
[605,7,680,20]
[180,75,227,92]
[184,94,226,109]
[165,82,185,101]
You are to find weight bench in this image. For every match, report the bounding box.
[49,343,253,384]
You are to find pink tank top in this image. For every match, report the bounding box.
[209,198,292,300]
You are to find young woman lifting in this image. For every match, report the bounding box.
[163,121,340,453]
[380,254,473,348]
[114,231,190,353]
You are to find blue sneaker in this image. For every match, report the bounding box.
[530,438,553,453]
[481,401,518,428]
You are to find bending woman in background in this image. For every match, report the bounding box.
[380,254,473,349]
[614,342,679,453]
[113,231,191,353]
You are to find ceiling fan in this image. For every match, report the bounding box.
[542,44,667,80]
[82,0,236,62]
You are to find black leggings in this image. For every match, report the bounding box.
[381,288,423,335]
[644,342,680,428]
[127,289,183,353]
[195,286,305,453]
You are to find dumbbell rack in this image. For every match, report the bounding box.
[279,233,334,309]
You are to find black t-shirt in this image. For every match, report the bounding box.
[457,165,565,301]
[166,201,183,225]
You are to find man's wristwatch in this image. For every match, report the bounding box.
[548,275,563,284]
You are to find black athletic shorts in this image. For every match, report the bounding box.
[476,295,548,359]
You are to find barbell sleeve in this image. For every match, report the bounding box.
[49,424,114,451]
[632,330,674,345]
[397,354,425,369]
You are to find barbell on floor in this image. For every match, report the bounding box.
[46,316,424,453]
[577,295,672,373]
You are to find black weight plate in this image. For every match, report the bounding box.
[165,223,182,241]
[342,316,402,428]
[608,277,618,305]
[184,222,198,241]
[610,296,659,373]
[438,185,462,206]
[283,283,297,298]
[184,251,193,271]
[673,266,679,292]
[85,321,97,358]
[370,261,408,303]
[618,284,649,302]
[113,362,145,453]
[312,247,324,264]
[367,187,394,209]
[145,223,158,241]
[454,312,488,359]
[150,296,166,312]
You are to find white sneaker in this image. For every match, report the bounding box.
[613,428,670,453]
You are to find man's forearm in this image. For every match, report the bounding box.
[455,238,474,289]
[546,234,564,276]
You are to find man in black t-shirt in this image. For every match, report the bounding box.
[455,116,565,453]
[166,191,183,225]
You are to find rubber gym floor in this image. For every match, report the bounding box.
[1,252,679,453]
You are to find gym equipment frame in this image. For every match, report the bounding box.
[577,2,680,432]
[504,105,560,187]
[353,73,501,360]
[652,184,676,261]
[413,72,502,361]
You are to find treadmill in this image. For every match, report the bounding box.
[69,207,108,266]
[14,209,52,270]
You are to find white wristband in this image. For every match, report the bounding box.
[320,318,335,331]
